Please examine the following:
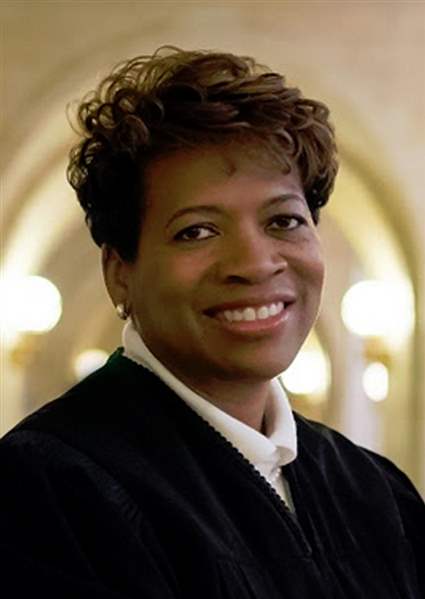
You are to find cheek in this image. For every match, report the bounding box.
[135,251,209,307]
[313,252,326,290]
[297,243,325,300]
[167,242,218,280]
[167,255,206,286]
[308,237,325,282]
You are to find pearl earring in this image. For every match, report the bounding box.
[116,303,129,320]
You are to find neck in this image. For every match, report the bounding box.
[126,321,272,432]
[172,372,272,432]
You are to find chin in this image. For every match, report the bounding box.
[217,352,295,382]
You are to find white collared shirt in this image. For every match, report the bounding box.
[122,320,297,510]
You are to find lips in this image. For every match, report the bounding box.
[220,301,284,323]
[203,294,296,333]
[202,297,292,337]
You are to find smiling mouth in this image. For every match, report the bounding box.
[217,301,284,323]
[204,300,292,334]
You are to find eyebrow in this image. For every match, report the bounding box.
[166,194,305,229]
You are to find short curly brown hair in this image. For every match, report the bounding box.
[67,46,338,261]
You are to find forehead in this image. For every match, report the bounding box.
[144,145,302,209]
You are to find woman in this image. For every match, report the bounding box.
[1,47,423,598]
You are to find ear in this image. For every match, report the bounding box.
[101,244,131,309]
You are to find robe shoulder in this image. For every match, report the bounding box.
[0,351,181,598]
[295,413,423,506]
[293,413,425,591]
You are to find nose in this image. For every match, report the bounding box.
[217,230,288,285]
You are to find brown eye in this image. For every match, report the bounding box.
[175,225,217,241]
[267,215,306,232]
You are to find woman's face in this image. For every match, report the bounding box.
[113,146,325,388]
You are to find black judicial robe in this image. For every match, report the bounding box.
[1,350,424,598]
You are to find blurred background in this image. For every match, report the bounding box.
[1,0,424,494]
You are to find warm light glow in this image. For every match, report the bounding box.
[1,276,62,335]
[341,279,414,345]
[281,348,329,398]
[362,362,389,402]
[73,349,108,380]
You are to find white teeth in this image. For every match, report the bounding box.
[243,307,256,321]
[257,306,269,320]
[269,303,278,316]
[221,302,284,323]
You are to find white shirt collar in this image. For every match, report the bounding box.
[122,320,297,475]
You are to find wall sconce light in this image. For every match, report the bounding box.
[362,361,389,402]
[1,275,63,366]
[340,279,414,402]
[73,349,108,381]
[1,275,62,337]
[341,279,414,348]
[280,347,330,402]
